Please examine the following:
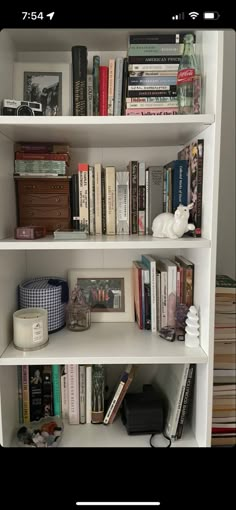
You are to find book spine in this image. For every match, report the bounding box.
[29,365,43,421]
[93,56,100,116]
[78,163,89,233]
[160,270,168,328]
[61,366,68,420]
[147,167,164,234]
[128,55,182,64]
[129,76,177,86]
[86,366,92,423]
[67,364,80,424]
[133,262,143,329]
[52,364,61,417]
[94,163,102,234]
[72,45,87,116]
[138,161,146,235]
[121,57,128,116]
[128,64,179,72]
[144,283,151,330]
[116,171,129,234]
[17,366,23,424]
[42,366,53,417]
[101,167,106,234]
[15,160,67,174]
[126,108,178,115]
[176,365,195,439]
[145,169,149,235]
[89,166,95,235]
[22,365,30,423]
[108,59,115,115]
[71,173,80,230]
[105,166,116,235]
[87,74,93,116]
[15,143,70,153]
[126,96,178,103]
[128,44,184,56]
[92,365,105,424]
[171,364,190,438]
[99,66,109,116]
[142,256,156,332]
[104,380,126,424]
[127,88,177,98]
[167,264,177,327]
[129,161,138,234]
[195,139,204,237]
[114,57,124,115]
[15,152,70,162]
[156,271,161,331]
[125,101,178,109]
[79,366,86,424]
[129,34,194,45]
[171,161,188,211]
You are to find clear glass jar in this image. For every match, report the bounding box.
[66,303,91,331]
[177,33,201,114]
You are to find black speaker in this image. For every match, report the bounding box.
[121,385,164,434]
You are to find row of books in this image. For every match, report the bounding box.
[71,138,204,237]
[14,142,71,177]
[71,33,196,116]
[133,254,194,333]
[212,275,236,447]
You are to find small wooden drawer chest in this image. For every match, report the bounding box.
[15,177,71,233]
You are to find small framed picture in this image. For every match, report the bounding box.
[68,269,134,322]
[24,71,62,116]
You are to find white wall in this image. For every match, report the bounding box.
[216,30,236,279]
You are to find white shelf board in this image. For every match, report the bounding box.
[59,419,198,448]
[0,115,214,148]
[0,323,208,365]
[0,235,211,250]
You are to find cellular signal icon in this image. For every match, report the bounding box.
[189,11,199,19]
[172,12,185,20]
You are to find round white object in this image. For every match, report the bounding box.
[13,308,48,351]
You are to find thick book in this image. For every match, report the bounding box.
[105,166,116,235]
[72,46,87,116]
[103,365,136,424]
[99,66,109,116]
[79,365,86,424]
[129,33,195,45]
[141,254,157,332]
[146,166,163,234]
[164,160,188,212]
[52,364,61,417]
[116,171,130,234]
[175,255,194,307]
[138,161,146,235]
[128,161,138,234]
[29,365,43,421]
[78,163,89,233]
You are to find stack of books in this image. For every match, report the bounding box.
[212,275,236,446]
[14,142,70,177]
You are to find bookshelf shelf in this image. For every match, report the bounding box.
[0,115,214,148]
[0,323,208,366]
[0,235,211,250]
[58,419,198,448]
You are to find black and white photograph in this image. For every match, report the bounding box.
[24,71,62,115]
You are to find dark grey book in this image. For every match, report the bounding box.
[147,166,164,234]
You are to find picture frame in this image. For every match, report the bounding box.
[68,269,134,323]
[13,62,72,116]
[24,71,62,116]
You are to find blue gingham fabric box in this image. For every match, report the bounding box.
[18,277,68,333]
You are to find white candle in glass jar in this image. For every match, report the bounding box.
[13,308,48,351]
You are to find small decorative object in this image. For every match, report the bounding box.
[92,365,105,423]
[152,203,195,239]
[159,327,176,342]
[15,225,46,240]
[18,277,68,333]
[24,71,62,116]
[13,307,48,351]
[67,301,91,332]
[16,416,63,447]
[68,268,134,322]
[185,306,200,348]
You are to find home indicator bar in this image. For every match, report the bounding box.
[76,504,161,507]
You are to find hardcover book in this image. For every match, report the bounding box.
[103,365,136,424]
[72,45,87,116]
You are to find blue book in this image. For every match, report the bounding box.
[165,160,188,211]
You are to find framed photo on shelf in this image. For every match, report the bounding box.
[68,268,134,323]
[24,71,62,116]
[13,62,71,115]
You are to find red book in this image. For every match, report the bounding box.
[99,66,108,116]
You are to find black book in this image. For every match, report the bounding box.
[72,45,87,116]
[129,33,196,45]
[71,173,80,230]
[42,367,53,417]
[29,366,43,421]
[121,58,128,116]
[127,87,177,98]
[176,364,196,439]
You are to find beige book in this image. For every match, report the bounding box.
[94,163,102,234]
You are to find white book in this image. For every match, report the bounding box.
[155,363,190,439]
[67,364,80,425]
[94,163,102,234]
[79,366,86,424]
[105,166,116,235]
[116,171,129,234]
[114,57,123,115]
[86,366,92,424]
[78,164,89,233]
[108,59,115,115]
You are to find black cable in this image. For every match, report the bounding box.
[149,432,172,448]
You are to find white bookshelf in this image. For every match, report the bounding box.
[0,28,224,448]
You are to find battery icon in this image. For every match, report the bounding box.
[203,12,220,19]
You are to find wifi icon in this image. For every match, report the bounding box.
[189,11,199,19]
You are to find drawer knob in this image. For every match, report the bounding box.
[57,212,62,216]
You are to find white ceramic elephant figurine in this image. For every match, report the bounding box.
[152,203,195,239]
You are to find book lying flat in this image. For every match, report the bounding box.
[53,229,88,240]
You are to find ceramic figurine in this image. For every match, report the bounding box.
[185,306,200,348]
[152,203,195,239]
